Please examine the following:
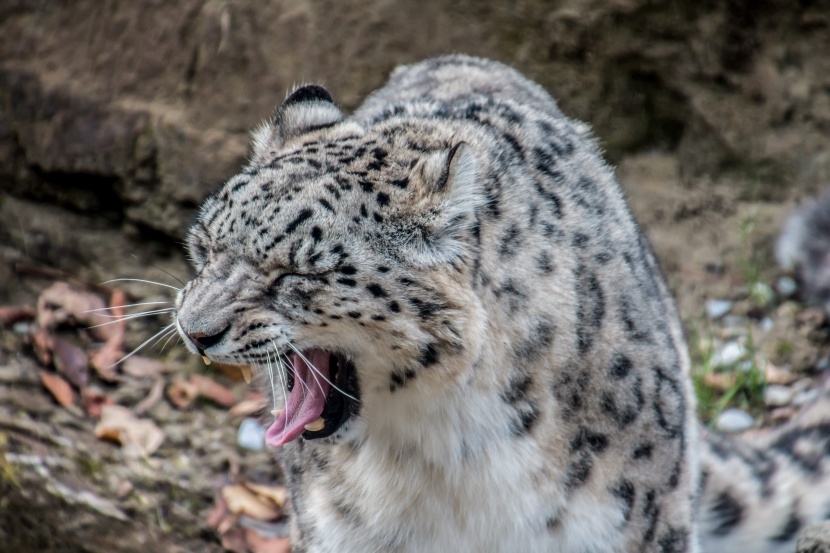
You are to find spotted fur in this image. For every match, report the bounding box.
[175,55,830,552]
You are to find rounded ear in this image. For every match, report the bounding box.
[250,84,343,165]
[403,142,484,265]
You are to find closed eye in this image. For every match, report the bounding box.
[270,272,331,288]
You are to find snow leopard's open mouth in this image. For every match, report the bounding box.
[264,350,358,447]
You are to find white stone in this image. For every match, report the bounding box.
[706,299,733,320]
[237,418,266,451]
[712,342,747,367]
[776,276,798,298]
[763,385,794,406]
[793,388,820,407]
[715,408,754,433]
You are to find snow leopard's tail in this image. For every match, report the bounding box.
[697,382,830,553]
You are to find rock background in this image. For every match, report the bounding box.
[3,0,830,301]
[2,1,830,551]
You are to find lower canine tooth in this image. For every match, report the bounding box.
[271,408,284,418]
[201,356,211,365]
[304,417,325,432]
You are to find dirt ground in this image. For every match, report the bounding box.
[2,1,830,551]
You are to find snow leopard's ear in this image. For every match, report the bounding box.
[406,143,485,265]
[250,85,342,165]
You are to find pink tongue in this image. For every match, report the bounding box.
[265,350,331,447]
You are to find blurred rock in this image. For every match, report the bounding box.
[706,299,732,320]
[763,385,794,407]
[715,408,754,433]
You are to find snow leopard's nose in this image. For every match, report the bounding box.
[185,325,230,353]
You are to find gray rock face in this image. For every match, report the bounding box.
[2,1,830,307]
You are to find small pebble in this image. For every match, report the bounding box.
[763,385,794,407]
[712,342,747,367]
[793,388,820,407]
[776,276,798,298]
[749,282,774,305]
[715,409,755,433]
[721,315,746,328]
[706,299,733,320]
[12,321,31,335]
[758,317,774,333]
[237,418,266,451]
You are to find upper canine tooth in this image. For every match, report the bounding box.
[304,417,325,432]
[201,356,212,365]
[271,408,284,418]
[240,365,252,383]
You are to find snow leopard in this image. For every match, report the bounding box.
[777,188,830,316]
[174,55,830,552]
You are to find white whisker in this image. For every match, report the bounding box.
[106,323,176,369]
[86,309,176,328]
[149,327,178,351]
[159,328,180,353]
[265,350,278,412]
[286,342,358,402]
[102,278,181,291]
[273,345,290,435]
[81,301,171,314]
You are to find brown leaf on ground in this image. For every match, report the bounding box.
[94,404,165,458]
[245,530,291,553]
[168,375,237,409]
[703,373,737,391]
[31,327,54,366]
[122,356,166,379]
[192,374,237,407]
[167,378,199,409]
[0,305,36,325]
[207,497,230,530]
[133,379,166,416]
[36,282,108,334]
[229,394,266,417]
[88,340,124,382]
[765,363,798,385]
[81,387,114,418]
[219,526,248,553]
[52,336,90,388]
[221,484,280,521]
[243,483,288,509]
[39,370,75,407]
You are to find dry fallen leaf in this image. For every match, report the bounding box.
[230,394,267,417]
[81,387,114,418]
[0,305,36,325]
[221,484,280,520]
[192,374,237,407]
[703,373,736,391]
[219,526,248,553]
[31,327,54,367]
[52,336,90,388]
[39,370,75,407]
[36,282,108,335]
[133,379,166,416]
[121,356,166,379]
[168,375,237,409]
[245,530,291,553]
[94,404,165,458]
[167,378,199,409]
[765,363,797,385]
[244,483,288,508]
[88,339,123,382]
